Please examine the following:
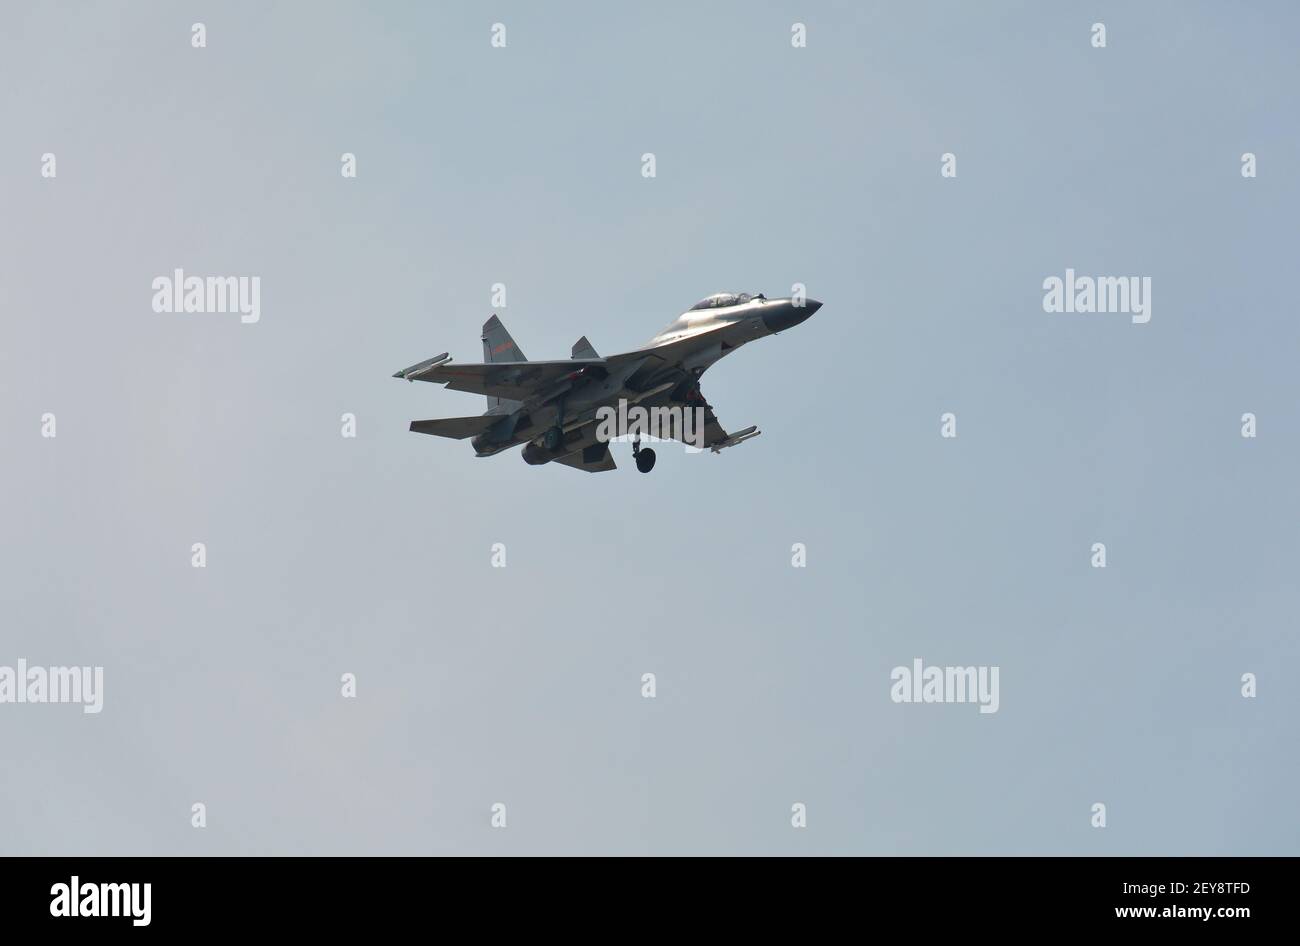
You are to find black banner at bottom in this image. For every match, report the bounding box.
[0,856,1280,932]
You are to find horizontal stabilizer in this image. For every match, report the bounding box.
[409,415,499,440]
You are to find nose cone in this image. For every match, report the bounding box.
[762,298,821,334]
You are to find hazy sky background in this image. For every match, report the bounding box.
[2,1,1297,855]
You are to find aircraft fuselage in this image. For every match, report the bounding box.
[471,295,816,459]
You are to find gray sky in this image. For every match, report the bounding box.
[1,1,1297,855]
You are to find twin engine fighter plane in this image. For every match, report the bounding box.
[393,292,821,473]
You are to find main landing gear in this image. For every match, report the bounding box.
[544,397,567,452]
[632,437,656,474]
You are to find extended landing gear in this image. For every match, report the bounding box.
[544,397,567,452]
[632,437,656,473]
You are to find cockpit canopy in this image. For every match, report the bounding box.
[688,292,765,311]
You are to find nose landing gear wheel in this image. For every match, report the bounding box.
[632,438,656,473]
[543,426,563,451]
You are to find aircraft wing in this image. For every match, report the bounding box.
[393,357,605,402]
[640,385,762,452]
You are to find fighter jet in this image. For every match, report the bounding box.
[392,292,821,473]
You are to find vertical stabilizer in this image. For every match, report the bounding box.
[481,314,526,410]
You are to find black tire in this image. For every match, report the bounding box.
[543,427,563,450]
[635,447,657,473]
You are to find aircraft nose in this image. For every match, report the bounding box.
[762,298,821,333]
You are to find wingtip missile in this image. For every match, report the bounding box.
[710,426,761,453]
[394,352,452,381]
